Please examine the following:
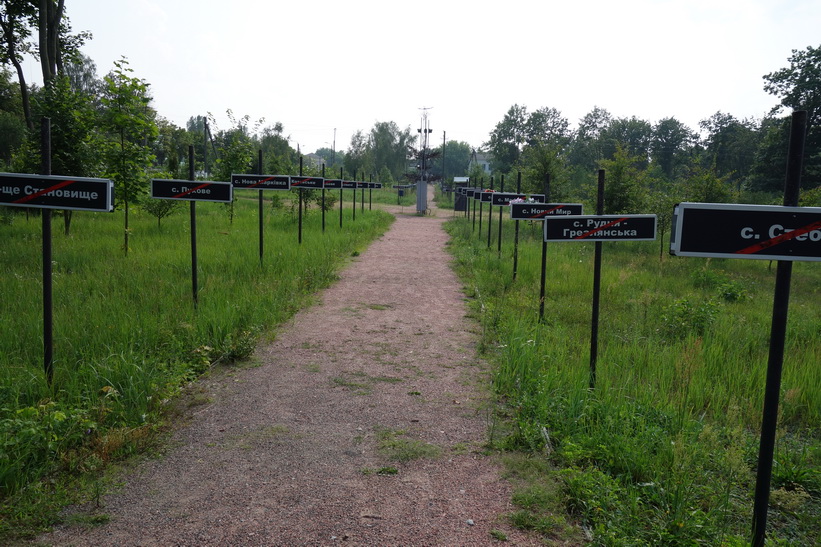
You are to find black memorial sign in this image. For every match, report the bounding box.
[465,188,477,199]
[0,173,113,212]
[290,176,324,189]
[343,180,357,189]
[151,179,233,202]
[670,202,821,262]
[491,192,527,206]
[231,174,290,190]
[545,215,656,241]
[529,194,546,203]
[324,179,342,189]
[510,203,583,220]
[479,190,495,203]
[369,182,383,189]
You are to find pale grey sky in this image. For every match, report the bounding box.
[32,0,821,154]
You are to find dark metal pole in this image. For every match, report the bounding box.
[258,150,263,265]
[513,171,521,280]
[473,185,484,236]
[539,174,550,322]
[321,164,326,233]
[189,145,198,309]
[498,175,504,255]
[589,169,605,390]
[298,156,303,244]
[360,170,365,213]
[473,178,479,227]
[41,117,54,386]
[369,173,373,210]
[487,177,494,249]
[752,110,806,547]
[339,167,343,228]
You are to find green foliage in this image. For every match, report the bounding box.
[661,297,719,337]
[210,110,261,182]
[599,144,647,213]
[444,215,820,544]
[140,198,182,228]
[100,58,157,207]
[0,199,394,537]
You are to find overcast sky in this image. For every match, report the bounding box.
[31,0,821,155]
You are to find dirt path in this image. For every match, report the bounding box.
[39,190,536,546]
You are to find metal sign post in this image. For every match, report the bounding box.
[230,171,290,266]
[543,171,658,389]
[151,171,233,308]
[497,176,505,256]
[513,173,521,280]
[0,119,115,386]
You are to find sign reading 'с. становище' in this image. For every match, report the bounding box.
[0,172,114,212]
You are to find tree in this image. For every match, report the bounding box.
[762,44,821,189]
[152,117,191,179]
[651,117,695,179]
[525,107,571,149]
[520,140,568,199]
[0,0,88,128]
[764,44,821,127]
[748,116,792,194]
[599,116,653,166]
[430,140,471,181]
[369,121,414,181]
[142,198,180,229]
[343,130,368,179]
[210,110,261,223]
[0,0,36,128]
[568,106,612,171]
[261,122,296,175]
[599,144,646,214]
[680,162,735,203]
[100,58,157,254]
[699,111,760,189]
[0,65,24,165]
[485,104,528,173]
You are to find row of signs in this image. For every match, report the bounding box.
[458,186,821,260]
[231,174,383,192]
[3,173,818,261]
[151,176,386,204]
[0,173,385,210]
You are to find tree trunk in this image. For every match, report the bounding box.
[9,53,32,129]
[38,0,64,85]
[0,11,33,130]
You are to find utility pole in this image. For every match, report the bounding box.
[417,108,433,214]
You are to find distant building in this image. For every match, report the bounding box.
[468,151,492,175]
[305,153,324,168]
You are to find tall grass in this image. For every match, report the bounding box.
[446,214,820,544]
[0,198,393,502]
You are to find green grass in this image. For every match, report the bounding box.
[0,197,393,539]
[376,428,441,462]
[445,214,821,545]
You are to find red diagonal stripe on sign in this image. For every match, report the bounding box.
[735,220,821,255]
[174,183,212,199]
[247,177,277,188]
[573,217,629,239]
[531,205,565,218]
[13,179,76,204]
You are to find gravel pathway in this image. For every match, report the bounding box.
[38,191,537,546]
